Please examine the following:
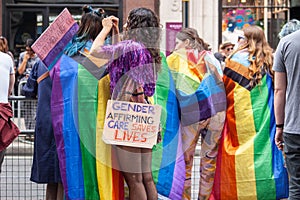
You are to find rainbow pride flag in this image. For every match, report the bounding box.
[50,53,124,200]
[153,50,226,199]
[164,49,226,199]
[32,8,79,70]
[152,54,186,199]
[210,52,289,199]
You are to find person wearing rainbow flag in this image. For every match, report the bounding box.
[211,25,289,199]
[49,5,115,199]
[166,27,226,199]
[90,8,161,200]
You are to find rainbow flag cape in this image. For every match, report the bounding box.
[168,49,226,126]
[164,49,226,199]
[210,52,289,199]
[32,8,79,70]
[153,50,226,199]
[152,53,186,199]
[50,53,124,200]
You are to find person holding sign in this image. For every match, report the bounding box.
[90,7,161,200]
[48,5,113,199]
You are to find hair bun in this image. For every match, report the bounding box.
[82,5,93,13]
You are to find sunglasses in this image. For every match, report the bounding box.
[226,47,233,51]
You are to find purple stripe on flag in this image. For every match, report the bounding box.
[180,92,226,126]
[169,128,185,199]
[50,59,68,192]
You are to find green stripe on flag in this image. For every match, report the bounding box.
[152,55,170,183]
[251,75,276,199]
[78,65,100,199]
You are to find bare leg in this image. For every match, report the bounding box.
[56,183,64,200]
[116,145,147,200]
[141,148,157,200]
[46,182,64,200]
[46,183,58,200]
[0,149,6,173]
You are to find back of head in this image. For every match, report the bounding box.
[243,25,266,47]
[65,5,106,56]
[278,19,300,39]
[124,7,160,45]
[26,38,34,48]
[239,25,273,86]
[0,36,9,53]
[77,5,106,41]
[176,27,210,51]
[124,7,161,66]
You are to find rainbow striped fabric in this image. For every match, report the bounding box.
[50,53,123,200]
[210,51,289,199]
[152,54,186,199]
[163,49,226,199]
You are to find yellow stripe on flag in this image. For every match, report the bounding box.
[234,84,257,199]
[96,75,114,200]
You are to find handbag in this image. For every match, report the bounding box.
[0,103,21,151]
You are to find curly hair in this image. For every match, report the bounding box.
[176,27,210,51]
[234,25,273,86]
[123,7,161,71]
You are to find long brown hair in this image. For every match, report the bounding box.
[176,27,210,51]
[78,5,106,41]
[232,25,273,86]
[0,36,9,53]
[65,5,106,56]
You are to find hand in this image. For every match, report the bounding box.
[110,16,119,28]
[102,17,114,32]
[130,86,145,103]
[23,52,31,61]
[275,128,284,151]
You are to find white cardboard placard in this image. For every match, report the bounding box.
[102,100,161,148]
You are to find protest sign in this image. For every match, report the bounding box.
[103,100,162,149]
[31,8,79,69]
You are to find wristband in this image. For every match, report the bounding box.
[276,124,284,128]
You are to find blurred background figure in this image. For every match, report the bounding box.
[17,38,38,131]
[17,38,38,82]
[214,41,235,68]
[0,36,14,62]
[278,19,300,39]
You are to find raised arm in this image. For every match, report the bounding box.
[90,16,119,56]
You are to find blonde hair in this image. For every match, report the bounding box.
[232,25,273,86]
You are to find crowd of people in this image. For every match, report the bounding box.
[1,5,300,200]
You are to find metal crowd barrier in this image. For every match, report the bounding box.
[0,82,202,199]
[0,95,44,200]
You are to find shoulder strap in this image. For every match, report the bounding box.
[37,71,49,84]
